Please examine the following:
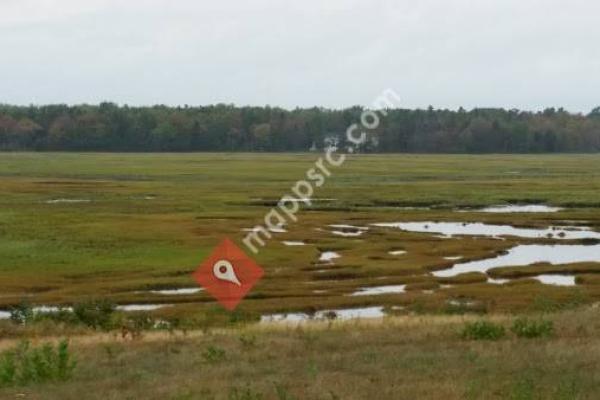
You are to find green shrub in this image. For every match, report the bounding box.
[73,299,116,330]
[274,383,296,400]
[239,334,257,349]
[228,385,264,400]
[127,313,155,331]
[461,320,506,340]
[0,340,76,387]
[202,345,226,364]
[510,376,535,400]
[39,307,78,324]
[511,318,554,338]
[9,302,34,325]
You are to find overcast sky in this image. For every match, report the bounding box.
[1,0,599,112]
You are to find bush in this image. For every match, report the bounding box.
[72,299,116,330]
[239,334,257,349]
[0,340,76,387]
[228,385,264,400]
[461,320,506,340]
[202,345,226,364]
[511,318,554,338]
[9,302,34,325]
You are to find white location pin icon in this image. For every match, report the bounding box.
[213,259,242,286]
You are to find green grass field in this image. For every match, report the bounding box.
[1,153,600,398]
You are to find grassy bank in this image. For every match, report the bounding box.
[1,306,599,399]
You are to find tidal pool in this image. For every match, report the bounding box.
[0,303,174,319]
[433,244,600,277]
[45,199,91,204]
[478,205,563,213]
[116,304,173,311]
[350,285,406,296]
[149,288,203,295]
[373,222,600,240]
[329,224,369,237]
[283,241,306,246]
[319,251,341,262]
[488,278,510,285]
[261,306,385,323]
[533,274,576,286]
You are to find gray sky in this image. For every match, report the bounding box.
[1,0,599,112]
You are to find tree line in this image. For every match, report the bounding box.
[1,103,599,153]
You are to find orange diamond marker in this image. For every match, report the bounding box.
[193,237,264,310]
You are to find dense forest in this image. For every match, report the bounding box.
[1,103,600,153]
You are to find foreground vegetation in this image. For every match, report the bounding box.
[1,306,600,399]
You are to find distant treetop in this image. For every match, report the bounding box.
[0,103,599,153]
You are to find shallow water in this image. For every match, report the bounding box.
[46,199,91,204]
[329,224,369,230]
[319,251,341,262]
[33,306,72,313]
[149,288,203,295]
[373,222,600,240]
[487,278,510,285]
[283,198,336,203]
[261,306,385,323]
[331,230,366,237]
[433,244,600,277]
[533,274,576,286]
[350,285,406,296]
[0,303,174,319]
[329,224,369,237]
[478,205,563,213]
[116,304,173,311]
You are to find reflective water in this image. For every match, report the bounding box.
[350,285,406,296]
[478,205,563,213]
[149,288,203,295]
[46,199,91,204]
[319,251,341,262]
[373,222,600,240]
[116,304,173,311]
[533,275,576,286]
[329,224,369,237]
[487,278,510,285]
[0,303,174,319]
[261,306,385,323]
[433,244,600,277]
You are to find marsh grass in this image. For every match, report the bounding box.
[0,340,76,387]
[0,153,600,317]
[511,318,554,338]
[461,320,506,340]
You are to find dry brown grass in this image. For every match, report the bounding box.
[1,306,599,399]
